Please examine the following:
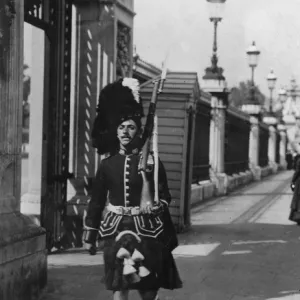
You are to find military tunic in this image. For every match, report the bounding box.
[85,149,182,291]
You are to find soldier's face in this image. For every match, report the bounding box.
[117,119,138,146]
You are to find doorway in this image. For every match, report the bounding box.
[20,23,46,223]
[21,0,73,251]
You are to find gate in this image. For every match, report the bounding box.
[24,0,72,251]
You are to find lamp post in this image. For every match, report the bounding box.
[202,0,228,184]
[278,87,287,124]
[203,0,226,83]
[241,41,261,117]
[278,87,287,106]
[263,69,278,126]
[267,69,277,113]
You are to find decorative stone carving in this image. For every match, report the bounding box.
[117,22,131,77]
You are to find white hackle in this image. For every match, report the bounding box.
[122,77,140,103]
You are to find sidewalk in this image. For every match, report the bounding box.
[40,170,300,300]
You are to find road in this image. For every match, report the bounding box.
[40,170,300,300]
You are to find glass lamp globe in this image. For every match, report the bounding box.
[278,87,287,103]
[267,70,277,90]
[246,41,260,68]
[206,0,226,20]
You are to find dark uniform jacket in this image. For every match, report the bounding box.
[85,150,178,251]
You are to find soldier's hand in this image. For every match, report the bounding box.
[140,201,153,214]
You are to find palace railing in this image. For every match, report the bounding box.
[224,107,251,175]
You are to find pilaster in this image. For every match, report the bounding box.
[249,116,261,180]
[278,124,287,170]
[208,95,227,195]
[268,125,278,173]
[0,1,47,299]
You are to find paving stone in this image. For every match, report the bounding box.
[41,171,300,300]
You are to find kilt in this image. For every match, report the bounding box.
[100,214,182,291]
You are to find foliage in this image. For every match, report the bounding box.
[228,80,266,109]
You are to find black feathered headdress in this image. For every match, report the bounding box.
[92,78,144,154]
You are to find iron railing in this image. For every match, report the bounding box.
[259,124,269,167]
[224,109,251,175]
[192,101,211,183]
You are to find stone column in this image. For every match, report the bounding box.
[209,106,216,172]
[278,124,287,170]
[249,116,261,180]
[268,125,278,173]
[216,98,226,174]
[209,95,227,195]
[0,1,46,299]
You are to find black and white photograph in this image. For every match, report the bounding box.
[1,0,300,299]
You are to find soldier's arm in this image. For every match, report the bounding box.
[85,160,108,243]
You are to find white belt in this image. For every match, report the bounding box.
[107,203,140,216]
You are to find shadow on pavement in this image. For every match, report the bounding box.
[40,222,300,300]
[172,223,300,300]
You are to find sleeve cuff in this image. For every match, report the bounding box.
[160,199,169,206]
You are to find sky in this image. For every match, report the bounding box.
[133,0,300,97]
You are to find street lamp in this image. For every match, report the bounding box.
[247,41,260,102]
[241,41,261,116]
[267,69,277,113]
[278,87,287,104]
[278,87,287,125]
[203,0,226,82]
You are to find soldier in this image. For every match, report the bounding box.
[84,78,182,300]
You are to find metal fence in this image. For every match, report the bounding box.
[259,124,269,167]
[192,101,211,183]
[275,131,280,164]
[224,109,251,175]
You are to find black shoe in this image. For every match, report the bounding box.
[89,245,97,255]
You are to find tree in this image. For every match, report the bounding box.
[228,80,266,109]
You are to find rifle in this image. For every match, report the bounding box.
[139,64,167,208]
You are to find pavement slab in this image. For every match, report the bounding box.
[40,170,300,300]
